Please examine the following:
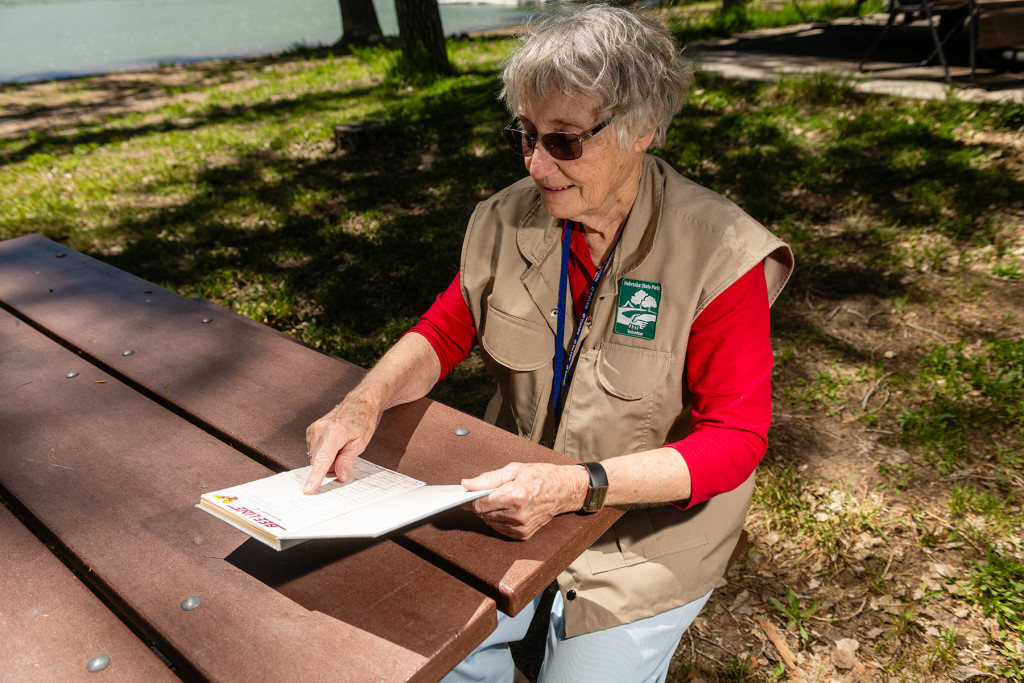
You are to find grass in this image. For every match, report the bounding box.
[667,0,887,41]
[769,586,818,645]
[898,338,1024,474]
[2,14,1023,680]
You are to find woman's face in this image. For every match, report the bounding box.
[517,94,653,234]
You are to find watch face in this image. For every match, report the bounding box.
[583,485,608,512]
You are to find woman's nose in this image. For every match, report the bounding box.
[527,141,556,178]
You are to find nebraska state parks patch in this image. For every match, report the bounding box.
[614,278,661,340]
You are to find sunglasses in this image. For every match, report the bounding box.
[501,116,613,161]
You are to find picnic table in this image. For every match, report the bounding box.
[0,233,622,681]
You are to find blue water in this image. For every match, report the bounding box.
[0,0,534,83]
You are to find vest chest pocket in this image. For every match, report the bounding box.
[595,343,673,400]
[479,304,551,371]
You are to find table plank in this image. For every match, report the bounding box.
[0,504,178,682]
[0,233,621,615]
[0,308,494,682]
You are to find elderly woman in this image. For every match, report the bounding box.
[304,4,793,681]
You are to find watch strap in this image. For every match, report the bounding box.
[577,461,608,513]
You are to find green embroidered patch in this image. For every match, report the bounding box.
[614,278,661,340]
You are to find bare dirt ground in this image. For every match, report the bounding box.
[676,261,1024,681]
[0,52,348,139]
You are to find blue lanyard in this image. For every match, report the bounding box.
[552,220,623,430]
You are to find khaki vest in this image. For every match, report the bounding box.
[461,155,794,636]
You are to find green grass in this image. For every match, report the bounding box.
[898,339,1024,473]
[769,586,817,645]
[958,552,1024,632]
[669,0,887,41]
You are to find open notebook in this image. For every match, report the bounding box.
[197,459,492,550]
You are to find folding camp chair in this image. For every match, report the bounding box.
[859,0,977,82]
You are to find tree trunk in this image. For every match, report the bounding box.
[336,0,384,47]
[394,0,452,74]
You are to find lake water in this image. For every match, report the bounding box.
[0,0,535,83]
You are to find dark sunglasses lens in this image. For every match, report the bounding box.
[543,134,582,160]
[503,128,533,156]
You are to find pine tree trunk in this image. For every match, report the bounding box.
[337,0,384,47]
[394,0,452,74]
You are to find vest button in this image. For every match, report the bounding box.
[566,590,577,601]
[549,308,558,318]
[586,315,593,327]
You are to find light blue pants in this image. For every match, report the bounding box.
[441,588,713,683]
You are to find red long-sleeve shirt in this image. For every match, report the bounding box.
[409,229,772,509]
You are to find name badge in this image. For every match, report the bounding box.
[614,278,661,340]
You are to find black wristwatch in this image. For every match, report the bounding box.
[577,462,608,513]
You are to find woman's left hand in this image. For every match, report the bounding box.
[462,463,588,540]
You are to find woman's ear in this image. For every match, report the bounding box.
[632,128,657,153]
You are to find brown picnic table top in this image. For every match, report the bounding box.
[0,233,620,681]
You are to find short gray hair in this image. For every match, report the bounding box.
[500,3,692,149]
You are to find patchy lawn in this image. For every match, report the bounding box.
[1,35,1021,682]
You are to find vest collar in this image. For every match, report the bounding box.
[515,154,664,280]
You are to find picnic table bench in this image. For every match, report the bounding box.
[0,233,622,681]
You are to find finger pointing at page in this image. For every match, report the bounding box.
[303,397,380,494]
[301,333,441,494]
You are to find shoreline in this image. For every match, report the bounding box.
[0,24,524,90]
[4,15,1022,138]
[0,0,534,87]
[0,31,522,139]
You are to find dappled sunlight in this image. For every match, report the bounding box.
[2,40,1022,679]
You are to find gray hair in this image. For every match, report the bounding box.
[500,3,692,149]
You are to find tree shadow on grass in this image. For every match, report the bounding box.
[22,63,1022,420]
[0,82,389,166]
[668,73,1023,302]
[0,45,403,140]
[71,76,521,413]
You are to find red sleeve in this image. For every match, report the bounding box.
[406,273,477,381]
[667,263,773,509]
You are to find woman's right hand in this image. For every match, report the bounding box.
[299,332,442,494]
[302,394,383,494]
